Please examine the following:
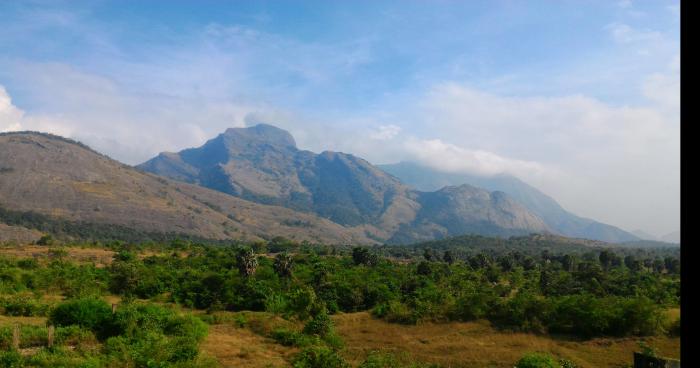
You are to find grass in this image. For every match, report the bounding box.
[332,312,680,368]
[0,244,115,267]
[198,311,299,368]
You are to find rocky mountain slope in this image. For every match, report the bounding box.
[379,161,639,243]
[139,124,550,243]
[0,132,374,244]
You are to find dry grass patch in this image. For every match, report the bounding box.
[333,312,680,368]
[201,322,298,368]
[0,315,47,326]
[0,245,115,267]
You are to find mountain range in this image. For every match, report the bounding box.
[378,162,640,243]
[0,124,644,245]
[138,124,549,243]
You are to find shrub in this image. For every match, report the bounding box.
[292,346,349,368]
[265,293,288,315]
[303,312,333,337]
[373,301,417,325]
[515,352,559,368]
[559,358,578,368]
[272,328,317,347]
[359,351,403,368]
[0,350,23,368]
[359,351,438,368]
[48,298,114,338]
[0,295,50,317]
[667,317,680,337]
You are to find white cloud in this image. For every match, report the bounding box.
[401,81,679,237]
[642,54,680,113]
[606,22,662,44]
[0,86,24,132]
[401,137,549,178]
[0,63,259,163]
[369,124,401,140]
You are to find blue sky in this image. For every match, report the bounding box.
[0,0,680,237]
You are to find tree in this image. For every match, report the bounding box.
[37,234,54,246]
[497,255,515,272]
[423,248,434,261]
[652,259,665,274]
[539,268,552,295]
[273,253,294,279]
[599,250,614,271]
[236,247,258,278]
[561,254,575,272]
[443,250,455,265]
[352,247,378,266]
[521,256,537,271]
[469,253,491,269]
[416,261,432,276]
[664,257,680,274]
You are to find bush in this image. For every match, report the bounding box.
[48,298,114,338]
[292,346,349,368]
[303,312,333,337]
[359,351,438,368]
[0,295,50,317]
[373,301,417,325]
[515,352,559,368]
[0,350,23,368]
[667,317,680,337]
[272,328,317,347]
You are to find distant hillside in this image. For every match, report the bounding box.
[378,161,639,243]
[0,131,374,244]
[139,124,550,243]
[618,240,680,248]
[660,230,681,244]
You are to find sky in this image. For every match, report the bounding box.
[0,0,680,238]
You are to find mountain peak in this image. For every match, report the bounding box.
[222,124,296,149]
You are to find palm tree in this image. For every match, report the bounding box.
[274,253,294,279]
[236,247,258,278]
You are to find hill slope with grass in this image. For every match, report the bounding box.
[0,131,373,244]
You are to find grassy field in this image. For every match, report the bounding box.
[181,310,680,368]
[333,312,679,368]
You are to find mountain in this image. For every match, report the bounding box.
[660,230,680,244]
[0,131,374,244]
[387,185,549,244]
[630,229,658,241]
[139,124,550,243]
[378,161,639,243]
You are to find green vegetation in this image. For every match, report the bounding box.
[0,234,680,367]
[0,298,211,367]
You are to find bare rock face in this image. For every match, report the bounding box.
[0,131,374,244]
[139,124,553,243]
